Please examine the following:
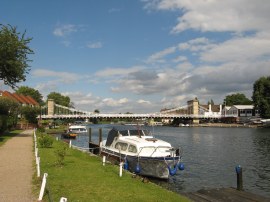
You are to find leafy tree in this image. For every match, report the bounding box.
[47,92,71,107]
[94,109,100,114]
[0,97,20,131]
[252,76,270,118]
[207,99,215,105]
[0,97,20,116]
[21,105,39,124]
[0,24,34,89]
[16,86,43,105]
[224,93,252,106]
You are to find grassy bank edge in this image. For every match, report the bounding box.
[34,134,190,202]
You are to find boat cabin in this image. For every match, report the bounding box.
[104,126,173,157]
[69,125,87,133]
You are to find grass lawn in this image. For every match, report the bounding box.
[0,130,22,147]
[37,139,190,202]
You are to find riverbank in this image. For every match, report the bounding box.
[37,134,190,202]
[190,123,260,128]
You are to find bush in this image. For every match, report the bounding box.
[37,127,45,133]
[55,145,67,166]
[38,134,53,148]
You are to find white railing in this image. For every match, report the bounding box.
[40,113,237,119]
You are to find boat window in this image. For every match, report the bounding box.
[115,142,128,151]
[119,131,129,136]
[128,145,137,153]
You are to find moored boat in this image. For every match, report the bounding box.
[68,125,87,133]
[100,126,184,179]
[61,131,77,139]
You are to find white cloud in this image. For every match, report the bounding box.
[32,69,81,82]
[102,97,129,107]
[146,46,176,64]
[200,34,270,62]
[87,42,103,49]
[145,0,270,33]
[172,56,187,63]
[178,37,215,52]
[137,99,151,104]
[53,24,78,37]
[95,66,145,78]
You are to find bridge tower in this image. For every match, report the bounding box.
[47,99,55,116]
[187,97,200,124]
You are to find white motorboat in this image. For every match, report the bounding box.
[68,125,87,133]
[100,126,184,179]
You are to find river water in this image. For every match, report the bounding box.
[67,124,270,198]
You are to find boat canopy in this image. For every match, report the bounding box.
[105,126,151,146]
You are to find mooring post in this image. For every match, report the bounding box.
[99,128,102,144]
[119,162,123,177]
[103,156,106,166]
[235,165,243,191]
[88,127,92,142]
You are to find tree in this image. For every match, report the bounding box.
[47,92,71,107]
[94,109,100,114]
[16,86,43,105]
[252,76,270,118]
[207,99,215,105]
[21,105,39,124]
[224,93,252,106]
[0,24,34,89]
[0,97,20,131]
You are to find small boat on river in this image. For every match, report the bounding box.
[100,126,184,179]
[61,131,77,139]
[68,125,87,133]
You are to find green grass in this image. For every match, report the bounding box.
[38,139,190,202]
[0,130,22,147]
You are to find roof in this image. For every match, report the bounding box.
[231,105,254,110]
[200,104,221,112]
[0,90,39,106]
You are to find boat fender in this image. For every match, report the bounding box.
[178,162,185,171]
[135,163,141,173]
[168,165,177,176]
[124,158,129,170]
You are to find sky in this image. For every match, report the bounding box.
[1,0,270,113]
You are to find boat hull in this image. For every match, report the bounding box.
[101,149,180,179]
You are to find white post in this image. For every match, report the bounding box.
[119,162,123,177]
[38,173,48,201]
[69,140,72,148]
[60,197,68,202]
[56,136,59,141]
[37,157,40,177]
[35,148,38,158]
[102,156,106,166]
[35,141,37,150]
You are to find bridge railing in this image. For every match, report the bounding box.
[40,113,237,119]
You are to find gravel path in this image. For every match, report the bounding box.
[0,130,35,202]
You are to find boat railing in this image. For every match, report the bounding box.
[137,146,171,157]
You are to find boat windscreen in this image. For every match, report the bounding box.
[128,129,151,136]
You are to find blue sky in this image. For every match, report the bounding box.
[1,0,270,113]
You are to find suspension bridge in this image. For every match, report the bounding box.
[39,99,235,122]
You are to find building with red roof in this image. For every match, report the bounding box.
[0,90,39,107]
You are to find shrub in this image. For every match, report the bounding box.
[55,145,67,166]
[37,127,45,133]
[38,134,53,148]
